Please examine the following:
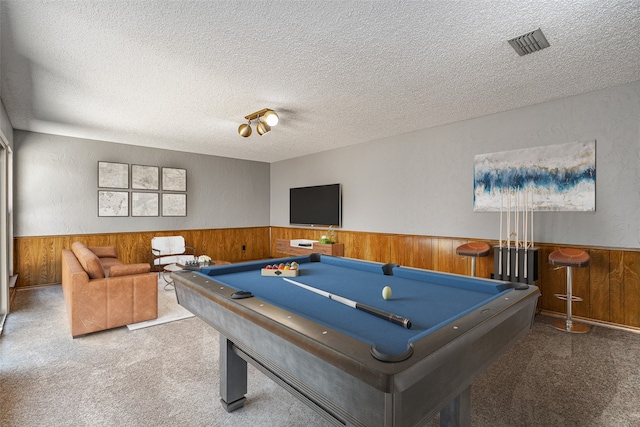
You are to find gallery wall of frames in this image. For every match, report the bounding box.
[97,161,187,217]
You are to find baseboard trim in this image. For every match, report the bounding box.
[539,310,640,335]
[15,283,60,291]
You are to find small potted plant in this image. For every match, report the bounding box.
[319,225,336,244]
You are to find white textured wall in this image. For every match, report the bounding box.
[13,81,640,247]
[14,131,270,236]
[271,81,640,249]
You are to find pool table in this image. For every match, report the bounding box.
[172,254,540,427]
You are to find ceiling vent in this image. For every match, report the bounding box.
[508,28,550,56]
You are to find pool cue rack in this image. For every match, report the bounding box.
[492,246,539,285]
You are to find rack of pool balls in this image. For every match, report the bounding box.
[261,261,299,277]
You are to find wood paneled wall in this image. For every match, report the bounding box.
[14,227,271,287]
[14,226,640,330]
[272,227,640,330]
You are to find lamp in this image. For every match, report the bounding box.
[256,120,270,135]
[238,108,279,137]
[238,122,252,137]
[263,109,279,126]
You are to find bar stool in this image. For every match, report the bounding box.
[456,242,491,277]
[548,248,590,333]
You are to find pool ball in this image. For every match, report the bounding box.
[382,286,392,300]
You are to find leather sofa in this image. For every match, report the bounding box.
[61,242,158,337]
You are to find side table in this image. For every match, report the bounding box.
[165,260,231,290]
[162,263,183,290]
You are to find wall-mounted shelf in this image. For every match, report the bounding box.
[275,239,344,257]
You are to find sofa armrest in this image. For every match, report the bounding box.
[109,263,151,278]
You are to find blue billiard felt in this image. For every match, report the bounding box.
[198,256,509,356]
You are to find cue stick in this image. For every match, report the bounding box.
[524,187,528,280]
[499,189,503,276]
[515,189,519,279]
[507,188,510,277]
[282,278,412,329]
[524,187,527,250]
[531,189,535,249]
[515,188,519,247]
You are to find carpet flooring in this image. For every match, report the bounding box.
[1,285,640,427]
[126,280,193,331]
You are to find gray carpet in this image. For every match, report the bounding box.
[126,281,193,330]
[1,286,639,427]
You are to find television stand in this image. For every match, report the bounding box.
[275,239,344,257]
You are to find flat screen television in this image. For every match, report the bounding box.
[289,183,341,227]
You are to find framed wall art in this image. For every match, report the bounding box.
[132,164,159,190]
[98,161,129,189]
[162,193,186,217]
[473,140,596,212]
[131,192,159,217]
[162,167,187,192]
[98,191,129,217]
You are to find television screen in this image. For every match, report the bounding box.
[289,184,341,227]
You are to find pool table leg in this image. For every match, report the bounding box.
[219,335,247,412]
[439,386,471,427]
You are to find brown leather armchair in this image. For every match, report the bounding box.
[61,242,157,337]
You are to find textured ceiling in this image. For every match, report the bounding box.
[1,1,639,163]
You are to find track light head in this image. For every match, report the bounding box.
[238,122,252,137]
[263,110,279,126]
[256,121,271,135]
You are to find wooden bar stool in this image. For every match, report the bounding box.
[548,248,590,333]
[456,242,491,277]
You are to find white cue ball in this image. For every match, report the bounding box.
[382,286,392,300]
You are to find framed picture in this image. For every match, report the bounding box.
[131,165,159,190]
[98,161,129,189]
[473,141,596,212]
[131,192,159,217]
[162,193,187,216]
[98,191,129,217]
[162,167,187,192]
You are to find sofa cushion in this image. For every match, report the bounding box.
[71,241,87,254]
[71,242,105,279]
[109,263,151,278]
[99,258,122,277]
[89,246,118,259]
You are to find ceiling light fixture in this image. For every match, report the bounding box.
[238,108,279,137]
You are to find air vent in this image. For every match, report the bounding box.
[508,28,550,56]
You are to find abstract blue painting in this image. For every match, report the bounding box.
[474,141,596,212]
